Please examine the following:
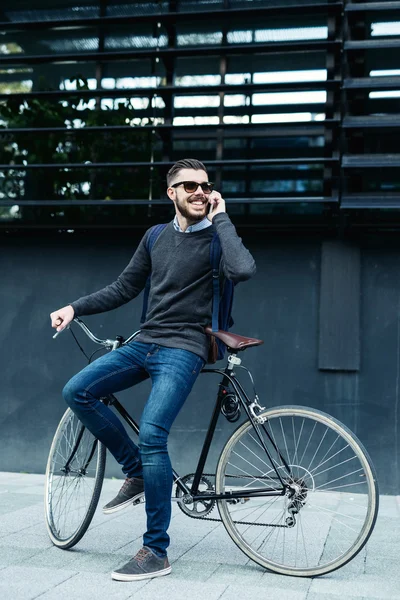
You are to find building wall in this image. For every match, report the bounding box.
[0,231,398,492]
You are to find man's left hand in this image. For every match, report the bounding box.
[207,191,226,222]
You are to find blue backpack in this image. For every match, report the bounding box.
[140,223,235,362]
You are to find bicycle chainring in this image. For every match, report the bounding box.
[175,474,216,517]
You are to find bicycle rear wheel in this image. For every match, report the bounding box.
[216,405,378,577]
[44,408,106,549]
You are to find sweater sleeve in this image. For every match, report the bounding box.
[70,231,151,317]
[213,212,256,282]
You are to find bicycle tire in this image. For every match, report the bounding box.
[216,405,379,577]
[44,408,106,549]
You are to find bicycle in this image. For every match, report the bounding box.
[45,317,379,577]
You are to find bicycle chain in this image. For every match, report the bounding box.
[183,511,288,528]
[178,473,289,528]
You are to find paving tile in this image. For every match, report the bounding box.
[0,546,43,569]
[24,546,91,570]
[260,570,312,592]
[376,495,400,518]
[365,555,400,579]
[364,541,399,562]
[131,578,227,600]
[67,550,134,574]
[13,485,46,496]
[307,595,366,600]
[0,565,77,600]
[206,562,265,585]
[0,504,44,537]
[23,544,136,575]
[174,523,248,566]
[75,517,146,553]
[163,558,220,581]
[309,574,400,599]
[22,522,50,538]
[39,572,141,600]
[219,585,307,600]
[0,531,52,550]
[0,472,41,483]
[367,518,400,542]
[0,492,43,516]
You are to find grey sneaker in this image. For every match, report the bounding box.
[111,546,171,582]
[103,477,144,514]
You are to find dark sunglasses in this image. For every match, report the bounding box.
[171,180,214,194]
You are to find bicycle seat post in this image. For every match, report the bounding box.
[227,353,242,371]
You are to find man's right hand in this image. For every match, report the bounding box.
[50,305,75,332]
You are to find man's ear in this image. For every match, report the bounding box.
[167,187,175,201]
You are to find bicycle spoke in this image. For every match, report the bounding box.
[232,446,280,489]
[309,443,350,474]
[45,410,105,546]
[317,480,367,492]
[226,460,277,490]
[217,407,377,576]
[314,467,365,490]
[249,431,288,476]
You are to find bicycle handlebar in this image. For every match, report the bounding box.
[52,317,141,349]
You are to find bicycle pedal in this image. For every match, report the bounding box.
[132,495,145,506]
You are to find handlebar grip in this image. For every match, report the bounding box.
[53,325,70,339]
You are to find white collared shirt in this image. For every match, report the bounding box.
[173,215,212,233]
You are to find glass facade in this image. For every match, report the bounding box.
[0,1,399,229]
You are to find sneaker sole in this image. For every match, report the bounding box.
[111,565,171,582]
[103,492,144,515]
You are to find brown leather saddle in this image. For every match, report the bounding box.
[205,326,264,352]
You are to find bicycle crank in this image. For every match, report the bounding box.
[175,474,216,517]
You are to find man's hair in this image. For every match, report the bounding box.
[166,158,207,187]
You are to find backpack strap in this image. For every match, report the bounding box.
[147,223,168,254]
[210,232,222,332]
[140,223,168,324]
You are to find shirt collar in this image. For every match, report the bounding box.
[173,215,212,233]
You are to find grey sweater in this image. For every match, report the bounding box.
[71,213,256,361]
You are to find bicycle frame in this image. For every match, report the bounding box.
[106,362,290,504]
[58,318,291,503]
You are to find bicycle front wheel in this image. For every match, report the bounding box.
[216,405,378,577]
[44,408,106,549]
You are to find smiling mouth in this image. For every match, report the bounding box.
[189,199,207,207]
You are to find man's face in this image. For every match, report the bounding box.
[167,168,210,223]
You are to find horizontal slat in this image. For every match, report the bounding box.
[0,120,338,136]
[0,157,336,170]
[342,154,400,167]
[341,194,400,208]
[342,115,400,128]
[0,196,337,207]
[0,80,338,102]
[345,1,400,12]
[0,3,343,30]
[0,40,340,66]
[345,39,400,50]
[343,76,400,89]
[0,104,328,122]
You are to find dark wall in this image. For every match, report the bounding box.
[1,231,399,493]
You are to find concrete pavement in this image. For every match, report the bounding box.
[0,472,399,600]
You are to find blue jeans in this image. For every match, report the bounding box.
[62,341,204,556]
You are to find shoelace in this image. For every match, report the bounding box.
[121,477,134,493]
[135,547,151,565]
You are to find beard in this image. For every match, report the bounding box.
[175,194,208,222]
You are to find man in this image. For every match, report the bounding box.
[50,158,256,582]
